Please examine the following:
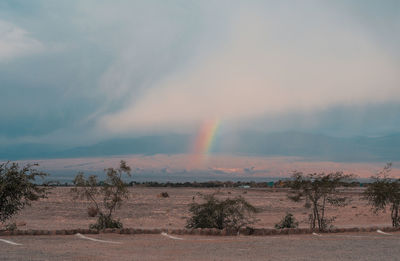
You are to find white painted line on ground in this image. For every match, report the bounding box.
[0,239,22,246]
[377,230,392,236]
[312,232,322,237]
[75,233,121,244]
[161,232,184,240]
[329,235,391,239]
[163,234,285,241]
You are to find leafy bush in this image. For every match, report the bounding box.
[71,160,131,230]
[186,194,258,232]
[275,213,299,229]
[0,162,49,223]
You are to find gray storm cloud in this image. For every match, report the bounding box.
[99,3,400,134]
[1,1,399,147]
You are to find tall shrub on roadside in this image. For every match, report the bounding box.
[288,171,354,231]
[364,163,400,227]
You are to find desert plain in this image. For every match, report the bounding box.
[4,186,390,231]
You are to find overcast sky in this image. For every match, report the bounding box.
[1,0,400,147]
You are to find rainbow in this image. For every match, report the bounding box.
[190,119,220,167]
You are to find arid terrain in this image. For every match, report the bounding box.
[1,187,397,261]
[4,187,390,231]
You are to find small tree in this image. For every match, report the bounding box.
[71,160,131,229]
[363,163,400,227]
[0,162,48,224]
[186,194,258,232]
[288,171,354,231]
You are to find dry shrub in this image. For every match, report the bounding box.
[5,222,17,231]
[87,206,98,217]
[158,192,169,198]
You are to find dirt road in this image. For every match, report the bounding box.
[1,232,398,261]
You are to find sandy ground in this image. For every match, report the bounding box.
[2,232,400,261]
[4,187,390,230]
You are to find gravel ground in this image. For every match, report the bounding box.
[1,232,399,261]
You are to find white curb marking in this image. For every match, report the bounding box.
[75,233,121,244]
[0,239,22,246]
[161,232,184,240]
[377,230,392,236]
[312,232,322,237]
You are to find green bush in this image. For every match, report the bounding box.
[89,213,122,230]
[275,213,299,229]
[186,194,258,232]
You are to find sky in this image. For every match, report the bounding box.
[1,0,400,148]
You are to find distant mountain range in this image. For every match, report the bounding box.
[1,132,400,162]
